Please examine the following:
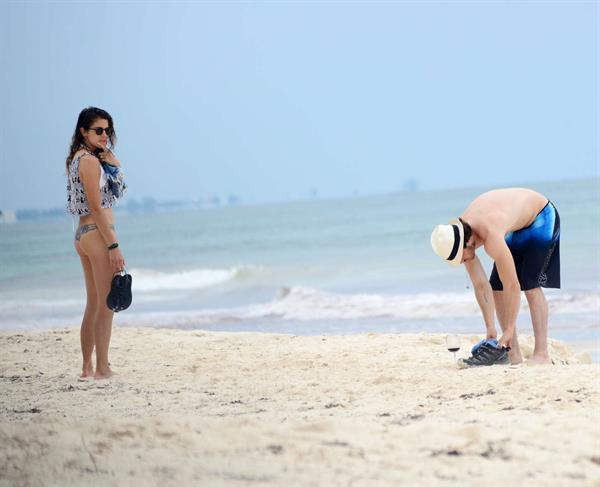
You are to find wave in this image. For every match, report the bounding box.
[129,265,264,292]
[0,299,82,313]
[242,287,600,321]
[2,286,598,331]
[113,286,600,328]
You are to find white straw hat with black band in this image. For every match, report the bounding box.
[430,218,464,266]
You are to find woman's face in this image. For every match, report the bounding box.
[80,118,112,149]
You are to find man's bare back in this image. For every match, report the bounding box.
[461,188,548,239]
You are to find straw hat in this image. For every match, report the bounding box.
[430,218,464,266]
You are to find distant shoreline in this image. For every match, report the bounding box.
[3,176,598,224]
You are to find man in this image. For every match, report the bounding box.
[430,188,560,366]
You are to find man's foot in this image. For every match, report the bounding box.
[458,343,510,368]
[526,354,552,366]
[509,351,524,365]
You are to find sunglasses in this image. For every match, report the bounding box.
[88,127,114,136]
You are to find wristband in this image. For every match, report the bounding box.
[107,242,119,251]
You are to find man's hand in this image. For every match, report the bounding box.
[498,327,514,348]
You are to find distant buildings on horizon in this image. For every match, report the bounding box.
[1,178,420,223]
[0,195,241,223]
[0,209,17,224]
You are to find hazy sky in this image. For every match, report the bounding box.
[0,1,597,210]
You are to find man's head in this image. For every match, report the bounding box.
[430,218,474,266]
[459,218,475,263]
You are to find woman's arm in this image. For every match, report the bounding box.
[98,147,120,167]
[464,255,497,339]
[78,156,125,272]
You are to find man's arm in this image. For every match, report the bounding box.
[464,256,497,339]
[484,232,521,348]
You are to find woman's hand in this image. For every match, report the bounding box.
[98,148,120,167]
[109,247,126,273]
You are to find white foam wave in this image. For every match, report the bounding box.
[250,287,599,320]
[113,287,600,328]
[2,287,598,331]
[243,287,480,320]
[0,299,83,313]
[130,265,261,292]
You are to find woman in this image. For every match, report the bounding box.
[66,107,127,379]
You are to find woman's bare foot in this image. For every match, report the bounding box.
[80,363,94,378]
[527,354,552,366]
[94,367,113,380]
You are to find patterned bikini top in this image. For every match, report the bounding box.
[66,150,127,216]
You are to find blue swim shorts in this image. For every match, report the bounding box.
[489,201,560,291]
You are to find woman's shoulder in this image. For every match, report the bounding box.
[73,147,94,158]
[70,149,89,165]
[74,151,102,178]
[73,150,99,166]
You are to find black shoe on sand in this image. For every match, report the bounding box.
[459,343,510,367]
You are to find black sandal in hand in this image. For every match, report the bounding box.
[106,270,132,312]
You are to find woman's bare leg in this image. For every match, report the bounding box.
[75,245,97,378]
[79,230,115,379]
[493,291,523,364]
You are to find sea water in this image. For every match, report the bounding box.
[1,179,598,357]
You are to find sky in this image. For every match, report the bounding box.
[0,0,598,210]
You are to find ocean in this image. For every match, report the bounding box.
[1,179,599,359]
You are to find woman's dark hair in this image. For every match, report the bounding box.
[66,107,116,171]
[459,217,472,247]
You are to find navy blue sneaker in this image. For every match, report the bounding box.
[471,338,499,355]
[459,343,510,367]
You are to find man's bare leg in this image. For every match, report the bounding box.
[524,287,551,365]
[493,291,523,364]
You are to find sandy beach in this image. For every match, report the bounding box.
[1,327,599,486]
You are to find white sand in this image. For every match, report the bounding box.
[1,327,599,486]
